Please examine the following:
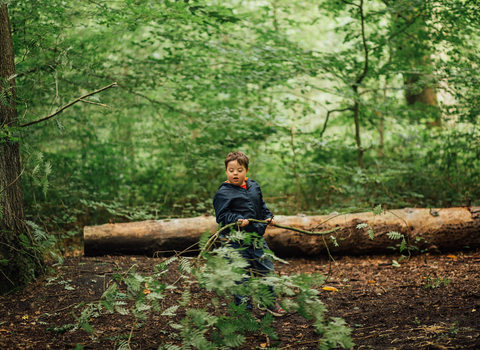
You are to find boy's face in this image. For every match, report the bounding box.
[226,160,249,187]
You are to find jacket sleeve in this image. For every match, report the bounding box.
[213,191,244,226]
[259,188,273,220]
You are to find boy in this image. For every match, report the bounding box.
[213,151,285,316]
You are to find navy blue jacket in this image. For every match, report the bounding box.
[213,178,273,236]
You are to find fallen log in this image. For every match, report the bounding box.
[84,207,480,256]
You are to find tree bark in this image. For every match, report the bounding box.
[351,0,367,168]
[0,4,43,294]
[84,207,480,257]
[394,5,441,127]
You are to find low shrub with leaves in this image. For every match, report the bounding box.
[70,230,354,350]
[422,275,451,290]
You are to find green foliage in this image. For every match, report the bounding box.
[318,318,355,350]
[387,231,403,240]
[66,229,353,349]
[5,0,480,344]
[373,205,384,216]
[7,0,478,237]
[422,275,451,290]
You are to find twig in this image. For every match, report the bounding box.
[48,66,59,116]
[0,268,14,285]
[355,333,378,340]
[0,241,22,252]
[127,324,135,350]
[79,99,111,109]
[321,233,346,280]
[248,219,341,236]
[193,219,341,269]
[20,82,117,127]
[320,107,353,138]
[311,207,365,231]
[386,209,413,259]
[0,166,25,196]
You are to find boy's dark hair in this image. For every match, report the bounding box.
[225,151,249,169]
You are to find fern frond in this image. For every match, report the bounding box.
[25,220,47,242]
[135,303,151,312]
[179,257,193,274]
[170,322,184,330]
[368,228,374,240]
[263,249,289,265]
[399,237,407,252]
[116,340,130,350]
[161,305,179,316]
[223,333,246,347]
[373,204,384,216]
[164,256,178,266]
[114,306,129,315]
[55,118,64,134]
[35,151,43,163]
[152,299,162,312]
[179,289,191,307]
[199,230,211,250]
[32,164,40,176]
[387,231,403,240]
[158,345,181,350]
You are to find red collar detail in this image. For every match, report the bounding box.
[224,178,248,189]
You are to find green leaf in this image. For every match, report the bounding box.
[373,205,384,216]
[387,231,403,240]
[368,228,374,240]
[392,260,401,268]
[80,322,94,334]
[330,235,339,247]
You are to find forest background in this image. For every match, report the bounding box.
[1,0,480,290]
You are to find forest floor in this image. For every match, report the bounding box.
[1,251,480,350]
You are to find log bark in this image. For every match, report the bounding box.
[84,207,480,257]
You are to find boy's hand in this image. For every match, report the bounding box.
[266,218,276,226]
[238,219,249,227]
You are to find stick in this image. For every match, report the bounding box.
[247,219,341,236]
[20,82,117,127]
[79,99,111,109]
[193,219,341,268]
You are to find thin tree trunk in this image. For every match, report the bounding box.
[352,0,367,168]
[289,128,300,212]
[378,79,386,157]
[395,5,440,127]
[353,101,363,168]
[0,4,43,294]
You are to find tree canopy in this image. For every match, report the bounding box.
[1,0,480,274]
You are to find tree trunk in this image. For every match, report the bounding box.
[395,6,441,127]
[353,101,363,168]
[84,207,480,257]
[0,4,43,294]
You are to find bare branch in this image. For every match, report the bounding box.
[80,99,111,109]
[88,73,197,118]
[355,0,369,87]
[320,107,354,137]
[339,0,360,7]
[20,82,117,128]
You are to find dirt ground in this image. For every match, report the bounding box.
[1,250,480,350]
